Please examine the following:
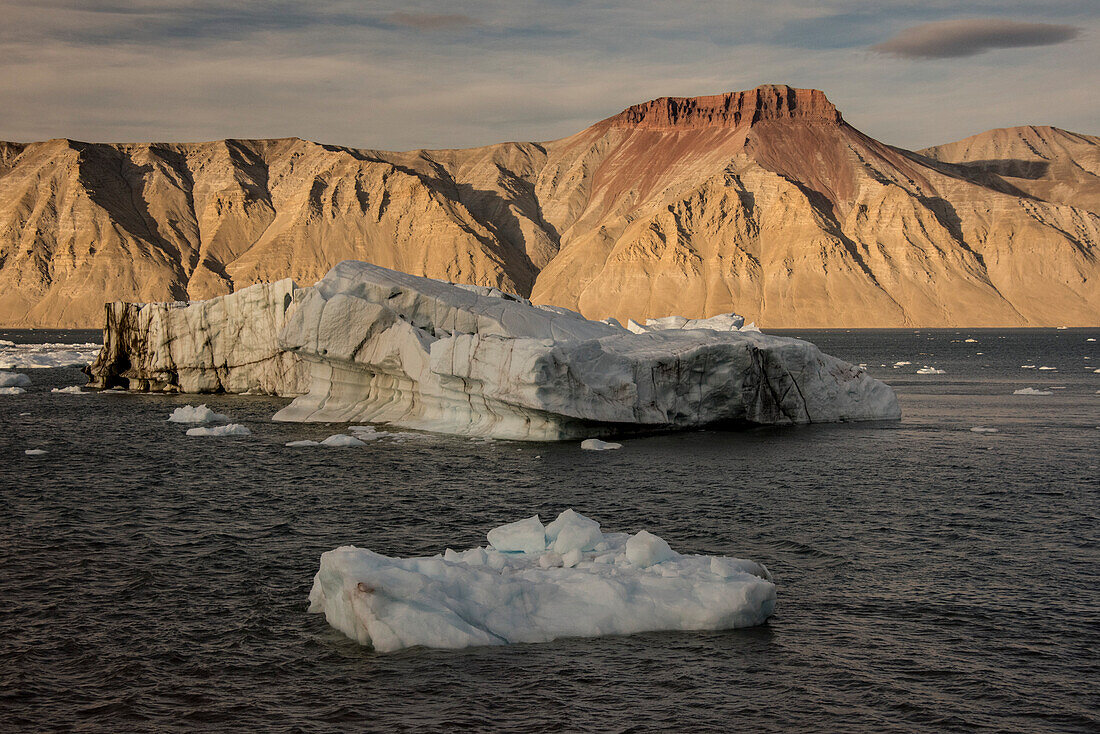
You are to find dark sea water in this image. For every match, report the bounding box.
[1,328,1098,733]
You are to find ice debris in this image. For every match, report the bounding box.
[0,387,26,395]
[51,386,87,394]
[970,427,999,433]
[24,449,48,455]
[320,434,366,447]
[185,424,251,437]
[309,510,775,651]
[0,372,31,388]
[916,366,945,374]
[168,404,230,423]
[581,438,622,451]
[0,342,101,369]
[1013,388,1052,396]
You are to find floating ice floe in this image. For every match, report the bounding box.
[285,439,320,447]
[1021,365,1036,369]
[308,510,775,652]
[24,449,48,455]
[0,371,31,388]
[892,361,911,368]
[167,404,230,423]
[51,386,87,394]
[581,438,622,451]
[916,366,945,374]
[970,427,999,433]
[185,423,251,437]
[348,426,389,440]
[1013,388,1052,396]
[0,342,102,369]
[964,338,977,343]
[1038,366,1057,371]
[0,386,26,395]
[321,434,367,447]
[1094,368,1100,374]
[1088,338,1096,342]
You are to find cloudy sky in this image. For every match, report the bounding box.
[1,1,1096,150]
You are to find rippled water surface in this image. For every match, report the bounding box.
[1,328,1098,732]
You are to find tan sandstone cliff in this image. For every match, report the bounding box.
[1,85,1097,327]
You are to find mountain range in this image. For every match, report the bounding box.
[1,84,1097,328]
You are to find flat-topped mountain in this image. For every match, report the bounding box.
[1,85,1097,327]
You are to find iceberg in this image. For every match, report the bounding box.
[185,423,251,437]
[88,260,899,440]
[308,511,776,652]
[167,405,230,424]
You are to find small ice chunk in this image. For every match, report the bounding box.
[185,423,251,436]
[545,509,603,554]
[51,385,88,394]
[1087,338,1096,342]
[320,434,367,447]
[892,361,911,368]
[348,426,388,440]
[487,515,546,554]
[1021,365,1036,369]
[285,439,321,447]
[970,427,999,433]
[964,338,977,343]
[625,530,676,568]
[581,438,622,451]
[0,386,26,395]
[0,372,31,388]
[1013,388,1052,396]
[561,549,583,568]
[168,404,230,423]
[25,449,48,455]
[538,552,563,569]
[916,366,945,374]
[1038,366,1057,371]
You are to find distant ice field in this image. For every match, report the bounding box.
[0,327,1097,733]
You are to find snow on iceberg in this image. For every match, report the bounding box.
[308,510,775,652]
[581,438,622,451]
[185,423,251,437]
[1013,388,1052,396]
[0,371,31,388]
[0,342,101,369]
[167,404,230,423]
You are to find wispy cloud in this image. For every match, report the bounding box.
[387,12,479,30]
[0,2,1096,150]
[872,18,1081,58]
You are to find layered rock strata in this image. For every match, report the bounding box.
[2,85,1097,328]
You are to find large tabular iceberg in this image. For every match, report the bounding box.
[87,260,899,439]
[308,511,776,652]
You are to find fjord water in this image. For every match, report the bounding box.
[1,329,1097,733]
